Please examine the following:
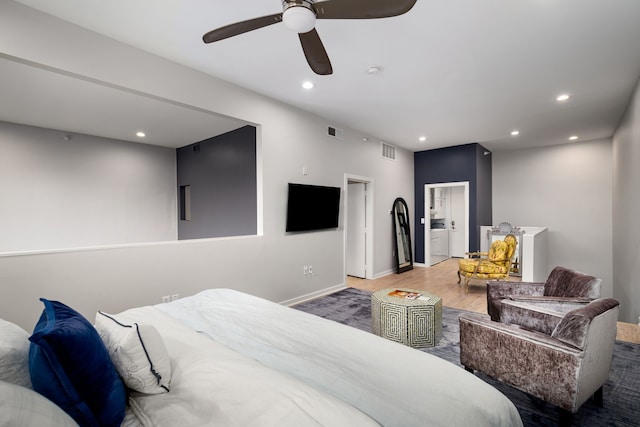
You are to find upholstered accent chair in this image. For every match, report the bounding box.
[486,266,602,321]
[459,298,620,415]
[457,234,517,294]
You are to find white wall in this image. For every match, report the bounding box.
[492,140,613,299]
[0,2,414,330]
[0,121,177,252]
[612,77,640,324]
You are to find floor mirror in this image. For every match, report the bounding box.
[392,197,413,273]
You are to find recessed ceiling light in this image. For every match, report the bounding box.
[419,136,427,142]
[556,94,570,102]
[510,130,520,136]
[302,81,314,90]
[367,66,381,74]
[569,135,579,141]
[136,131,146,138]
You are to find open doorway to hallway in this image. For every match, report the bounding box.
[424,182,469,266]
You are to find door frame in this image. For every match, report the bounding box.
[344,174,374,280]
[424,182,469,265]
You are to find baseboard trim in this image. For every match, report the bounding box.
[373,269,394,279]
[373,263,427,280]
[281,284,347,307]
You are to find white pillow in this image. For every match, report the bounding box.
[0,318,32,388]
[95,311,171,394]
[0,380,78,427]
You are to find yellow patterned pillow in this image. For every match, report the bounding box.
[488,240,509,266]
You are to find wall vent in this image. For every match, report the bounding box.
[381,142,396,160]
[327,126,343,140]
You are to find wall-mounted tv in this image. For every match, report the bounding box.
[286,183,341,232]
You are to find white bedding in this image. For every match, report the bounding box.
[114,305,380,427]
[155,289,523,427]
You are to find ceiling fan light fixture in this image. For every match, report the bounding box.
[283,2,316,33]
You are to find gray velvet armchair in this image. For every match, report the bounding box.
[459,298,620,415]
[486,266,602,321]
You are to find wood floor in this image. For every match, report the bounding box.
[347,258,640,344]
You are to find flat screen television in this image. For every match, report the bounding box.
[286,183,341,232]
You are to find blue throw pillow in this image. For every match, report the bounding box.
[29,299,126,427]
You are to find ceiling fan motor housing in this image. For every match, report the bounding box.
[282,0,316,33]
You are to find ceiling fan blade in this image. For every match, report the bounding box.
[299,29,333,75]
[314,0,417,19]
[203,13,283,43]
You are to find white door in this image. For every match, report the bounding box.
[450,186,466,257]
[347,182,366,278]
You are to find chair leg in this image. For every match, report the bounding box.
[465,278,470,294]
[558,409,572,426]
[593,386,604,407]
[457,270,461,284]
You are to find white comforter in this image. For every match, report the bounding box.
[156,289,523,427]
[114,305,380,427]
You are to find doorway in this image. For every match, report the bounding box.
[424,182,469,266]
[344,174,374,280]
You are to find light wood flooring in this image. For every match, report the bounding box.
[347,258,640,344]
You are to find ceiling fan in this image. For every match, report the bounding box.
[202,0,418,75]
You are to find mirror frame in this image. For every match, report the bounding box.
[392,197,413,273]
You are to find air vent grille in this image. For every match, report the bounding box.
[327,126,343,140]
[381,142,396,160]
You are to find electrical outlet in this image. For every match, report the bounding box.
[170,294,180,301]
[161,295,170,303]
[308,265,313,275]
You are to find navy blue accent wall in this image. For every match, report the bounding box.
[413,143,492,263]
[177,125,257,240]
[475,144,493,242]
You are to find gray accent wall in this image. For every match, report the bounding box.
[612,76,640,324]
[177,126,257,240]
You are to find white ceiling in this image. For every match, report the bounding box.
[8,0,640,152]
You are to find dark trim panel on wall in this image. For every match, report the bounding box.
[176,125,257,240]
[413,143,492,264]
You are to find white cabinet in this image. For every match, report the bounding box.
[430,188,447,219]
[430,229,449,256]
[430,235,440,255]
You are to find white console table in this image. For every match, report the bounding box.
[480,226,548,282]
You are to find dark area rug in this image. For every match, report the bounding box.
[294,287,640,427]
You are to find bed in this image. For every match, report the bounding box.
[1,288,523,427]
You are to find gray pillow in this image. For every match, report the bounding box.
[0,380,78,427]
[0,318,32,388]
